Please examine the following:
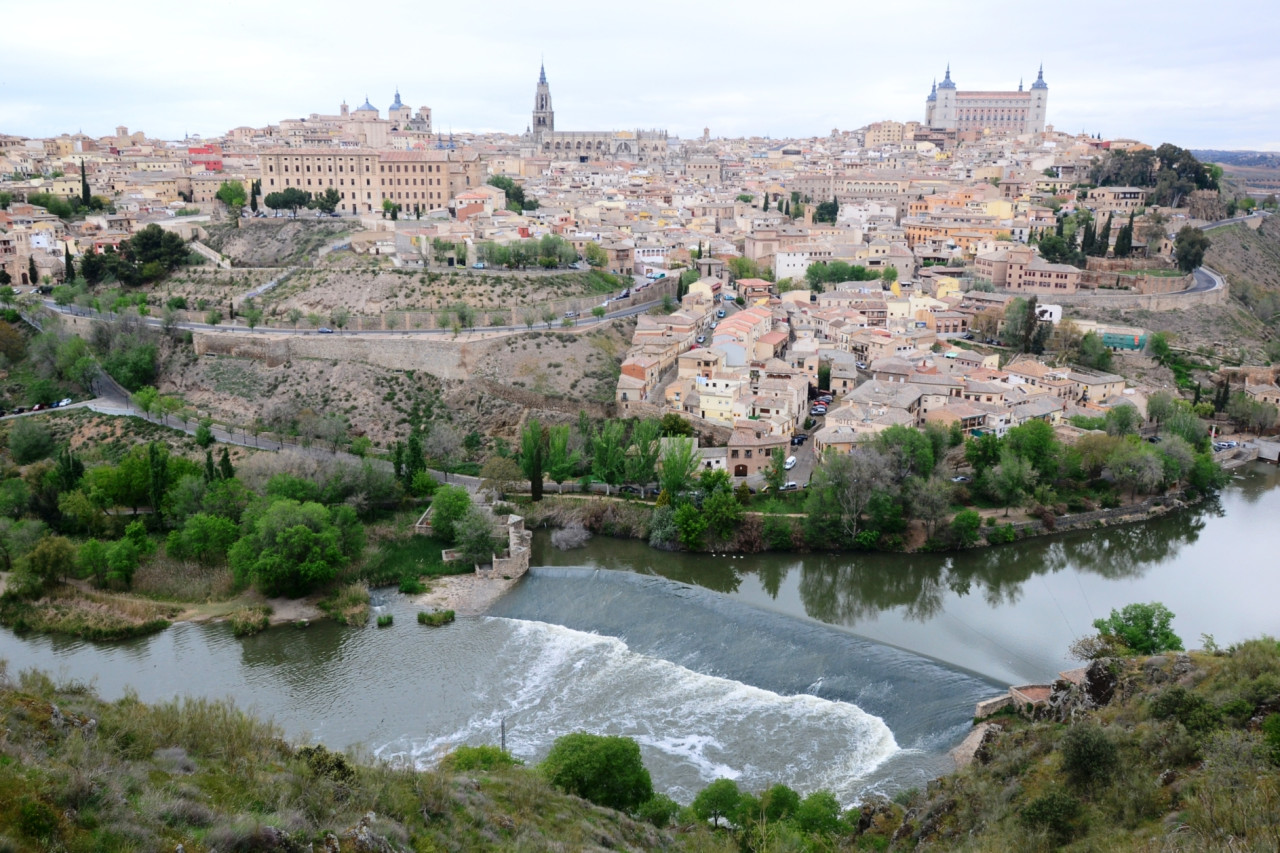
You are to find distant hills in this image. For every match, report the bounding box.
[1192,150,1280,168]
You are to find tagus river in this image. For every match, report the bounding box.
[3,465,1279,804]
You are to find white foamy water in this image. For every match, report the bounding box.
[376,618,900,803]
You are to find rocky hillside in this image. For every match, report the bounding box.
[203,219,350,268]
[1207,215,1280,340]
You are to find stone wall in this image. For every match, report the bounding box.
[1081,269,1192,295]
[193,334,290,367]
[1052,278,1226,310]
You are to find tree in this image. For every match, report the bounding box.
[80,158,91,207]
[429,485,471,543]
[657,437,700,498]
[692,778,742,828]
[590,421,627,495]
[9,418,55,464]
[215,180,247,209]
[880,264,898,285]
[763,451,788,494]
[1174,226,1210,273]
[479,455,523,501]
[658,413,694,437]
[423,423,462,478]
[454,506,501,566]
[584,242,608,268]
[1092,602,1183,655]
[907,476,953,539]
[166,512,239,565]
[1104,403,1140,437]
[1076,332,1113,372]
[309,187,341,214]
[540,733,653,813]
[989,448,1035,516]
[673,501,709,549]
[264,187,311,213]
[27,534,77,587]
[806,447,893,541]
[623,418,662,491]
[1004,419,1059,482]
[703,487,744,540]
[227,499,357,597]
[545,425,582,494]
[1107,440,1163,498]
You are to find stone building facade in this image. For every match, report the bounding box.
[925,66,1048,135]
[527,64,668,165]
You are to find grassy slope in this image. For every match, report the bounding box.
[0,664,729,853]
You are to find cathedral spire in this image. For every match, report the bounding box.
[539,60,547,85]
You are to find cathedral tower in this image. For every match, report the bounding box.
[532,62,554,142]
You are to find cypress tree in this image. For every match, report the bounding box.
[80,159,90,207]
[784,199,791,217]
[64,245,74,281]
[763,195,770,212]
[1096,214,1112,257]
[28,255,38,286]
[218,447,235,481]
[204,449,217,483]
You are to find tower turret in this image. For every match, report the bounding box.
[532,62,554,142]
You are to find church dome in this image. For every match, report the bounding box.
[356,97,378,112]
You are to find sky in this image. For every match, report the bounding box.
[3,0,1279,150]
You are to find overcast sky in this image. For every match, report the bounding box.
[3,0,1278,150]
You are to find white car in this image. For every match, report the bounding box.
[57,398,72,407]
[784,455,797,470]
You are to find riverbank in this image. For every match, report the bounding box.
[521,486,1208,558]
[409,572,523,616]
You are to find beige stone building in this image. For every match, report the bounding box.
[258,148,454,214]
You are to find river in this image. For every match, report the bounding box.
[1,465,1277,803]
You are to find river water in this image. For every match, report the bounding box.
[2,465,1277,803]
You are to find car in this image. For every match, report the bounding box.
[781,481,799,491]
[963,332,975,340]
[619,289,630,298]
[791,434,808,446]
[809,408,827,417]
[57,398,71,407]
[716,309,726,318]
[472,262,486,269]
[30,403,43,412]
[1225,440,1239,448]
[619,485,646,497]
[951,475,971,483]
[13,407,25,414]
[817,395,833,403]
[564,311,579,319]
[696,335,706,344]
[710,321,718,329]
[784,455,797,470]
[1145,435,1162,443]
[317,327,334,334]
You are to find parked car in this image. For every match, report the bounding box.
[781,481,799,491]
[951,475,971,483]
[472,262,486,269]
[696,335,706,344]
[855,361,867,369]
[318,327,334,334]
[13,407,25,414]
[791,434,808,446]
[58,398,72,407]
[716,309,726,318]
[817,394,833,403]
[784,455,797,470]
[619,289,630,298]
[30,403,43,411]
[564,311,579,319]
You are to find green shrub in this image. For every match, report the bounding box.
[1060,724,1119,790]
[635,793,680,827]
[950,509,982,547]
[1149,686,1221,734]
[1020,789,1082,844]
[440,744,523,772]
[376,614,393,628]
[418,609,454,626]
[986,523,1017,544]
[228,606,271,637]
[540,732,653,812]
[296,743,355,783]
[398,575,425,594]
[1260,713,1280,764]
[8,419,55,464]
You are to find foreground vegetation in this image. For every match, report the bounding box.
[3,618,1278,852]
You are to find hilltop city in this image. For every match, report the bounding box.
[2,63,1276,468]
